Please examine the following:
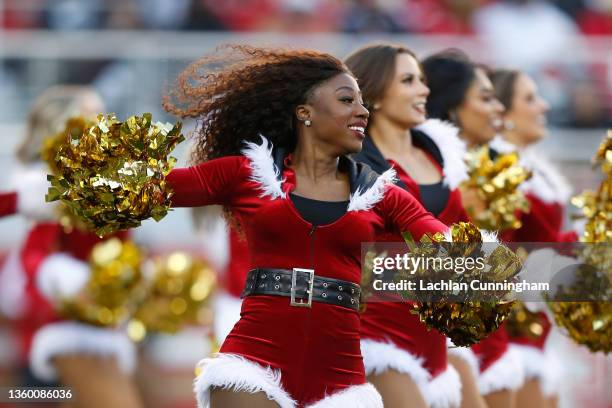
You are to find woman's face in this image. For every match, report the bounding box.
[504,74,550,145]
[303,73,369,155]
[376,53,430,129]
[456,68,504,146]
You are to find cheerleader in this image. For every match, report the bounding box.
[422,50,524,408]
[489,69,576,408]
[8,86,142,408]
[345,43,468,408]
[101,45,450,408]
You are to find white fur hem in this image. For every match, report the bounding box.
[212,292,242,344]
[306,383,383,408]
[194,353,295,408]
[348,168,397,212]
[508,344,547,383]
[360,339,430,385]
[13,164,57,220]
[242,135,286,200]
[37,253,90,302]
[29,321,136,382]
[415,119,468,190]
[423,365,462,408]
[478,347,525,395]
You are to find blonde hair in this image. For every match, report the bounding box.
[17,85,104,164]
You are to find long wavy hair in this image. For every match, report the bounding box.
[163,44,350,164]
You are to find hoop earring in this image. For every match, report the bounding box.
[304,119,312,127]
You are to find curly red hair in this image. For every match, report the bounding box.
[163,44,350,163]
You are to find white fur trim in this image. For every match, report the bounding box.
[415,119,468,190]
[213,292,242,344]
[306,383,383,408]
[194,353,295,408]
[360,339,431,385]
[241,135,285,200]
[423,365,462,408]
[29,321,136,382]
[442,228,498,244]
[490,137,572,204]
[508,343,547,383]
[12,164,57,221]
[347,168,397,212]
[0,248,27,319]
[37,253,90,302]
[478,347,525,395]
[447,339,479,378]
[540,338,563,397]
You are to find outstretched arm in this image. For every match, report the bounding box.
[166,156,246,208]
[381,185,448,239]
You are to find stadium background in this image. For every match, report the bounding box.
[0,1,610,407]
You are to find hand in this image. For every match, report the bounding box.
[459,186,487,216]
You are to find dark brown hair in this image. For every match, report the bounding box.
[344,43,418,120]
[163,44,349,163]
[488,69,521,111]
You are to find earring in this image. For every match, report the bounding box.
[504,120,515,131]
[304,119,312,127]
[449,110,459,124]
[372,103,381,111]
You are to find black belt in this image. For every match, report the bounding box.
[241,268,361,311]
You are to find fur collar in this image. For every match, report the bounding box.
[415,119,468,190]
[241,135,395,211]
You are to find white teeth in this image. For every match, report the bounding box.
[414,102,426,110]
[349,126,365,133]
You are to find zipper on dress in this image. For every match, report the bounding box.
[309,224,317,269]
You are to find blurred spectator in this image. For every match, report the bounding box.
[44,0,105,30]
[577,0,612,35]
[267,0,340,32]
[1,0,43,29]
[474,0,579,68]
[405,0,487,34]
[342,0,403,33]
[201,0,277,31]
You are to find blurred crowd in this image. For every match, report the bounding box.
[0,0,611,127]
[1,0,612,35]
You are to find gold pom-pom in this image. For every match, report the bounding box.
[41,117,95,232]
[505,302,548,341]
[554,130,612,353]
[462,146,531,230]
[402,222,522,346]
[46,113,185,236]
[59,238,147,326]
[547,302,611,354]
[128,252,217,341]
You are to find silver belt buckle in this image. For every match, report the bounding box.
[290,268,314,308]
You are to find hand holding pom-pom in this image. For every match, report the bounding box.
[46,113,185,236]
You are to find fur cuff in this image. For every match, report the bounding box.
[306,383,383,408]
[360,339,430,385]
[37,253,90,303]
[194,353,295,408]
[29,321,136,382]
[478,347,525,395]
[14,165,57,220]
[423,365,462,408]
